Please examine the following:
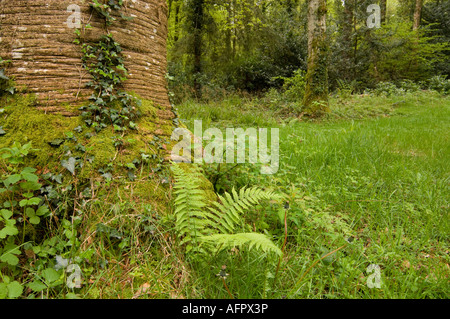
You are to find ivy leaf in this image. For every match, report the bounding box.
[102,172,113,181]
[61,157,76,175]
[48,138,65,148]
[75,144,86,153]
[127,171,136,181]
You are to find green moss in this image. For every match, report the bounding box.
[0,94,219,217]
[303,31,330,116]
[0,94,81,170]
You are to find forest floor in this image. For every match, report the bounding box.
[1,90,448,299]
[171,90,449,298]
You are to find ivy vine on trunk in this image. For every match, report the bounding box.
[76,1,141,133]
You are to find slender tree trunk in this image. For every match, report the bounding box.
[413,0,423,31]
[225,2,232,59]
[342,0,354,81]
[174,0,180,42]
[302,0,329,117]
[189,0,204,99]
[380,0,387,24]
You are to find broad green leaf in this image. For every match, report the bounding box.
[42,268,61,283]
[20,181,41,191]
[28,280,47,292]
[29,215,40,225]
[19,199,28,207]
[21,170,39,183]
[3,174,21,186]
[0,283,7,299]
[0,224,18,239]
[27,197,42,206]
[36,205,49,216]
[25,207,36,218]
[21,167,37,174]
[7,281,23,299]
[0,252,19,266]
[1,209,13,219]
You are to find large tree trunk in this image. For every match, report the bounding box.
[302,0,329,117]
[0,0,173,120]
[0,0,176,174]
[413,0,423,31]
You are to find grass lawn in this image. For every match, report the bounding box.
[174,90,449,298]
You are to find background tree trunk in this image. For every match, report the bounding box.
[187,0,204,99]
[302,0,329,116]
[0,0,173,122]
[380,0,387,24]
[413,0,423,30]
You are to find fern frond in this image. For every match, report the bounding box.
[209,186,281,233]
[171,164,210,249]
[171,163,283,259]
[200,233,282,256]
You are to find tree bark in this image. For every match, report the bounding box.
[0,0,172,118]
[302,0,329,117]
[413,0,423,31]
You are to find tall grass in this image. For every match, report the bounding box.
[175,91,449,298]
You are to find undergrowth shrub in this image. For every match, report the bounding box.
[427,75,450,95]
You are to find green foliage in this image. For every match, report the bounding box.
[368,22,448,83]
[75,1,141,133]
[426,75,450,95]
[0,57,15,97]
[89,0,132,25]
[167,0,307,101]
[171,164,281,258]
[275,69,306,102]
[78,34,141,132]
[200,233,281,256]
[0,143,74,299]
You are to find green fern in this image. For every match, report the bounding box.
[210,187,281,234]
[200,233,282,256]
[171,164,281,257]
